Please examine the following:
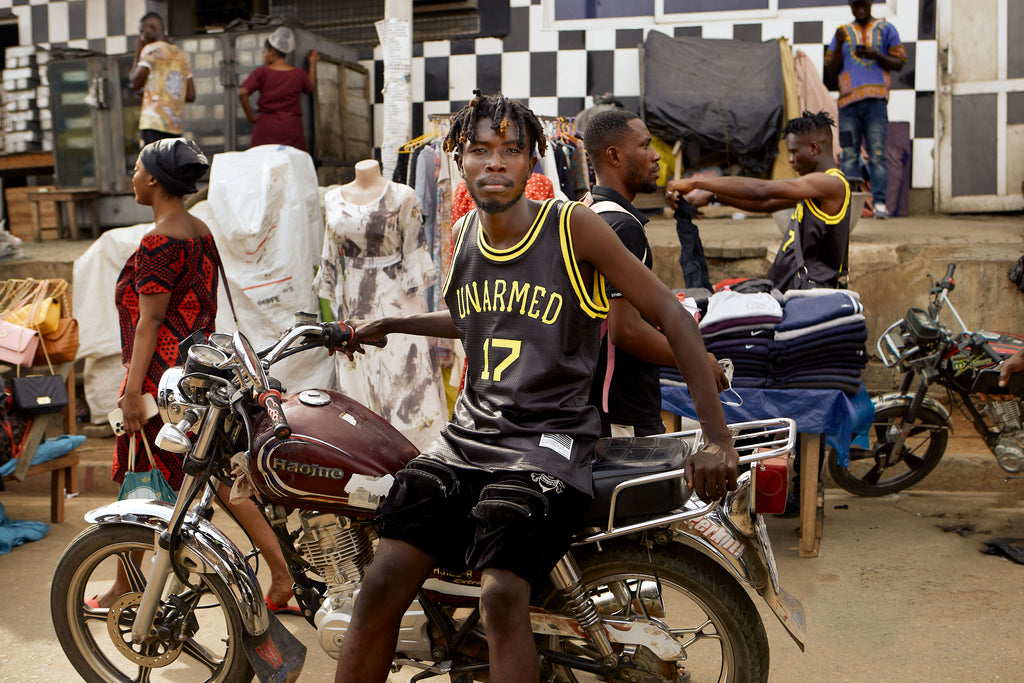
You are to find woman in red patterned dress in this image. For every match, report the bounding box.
[90,138,297,615]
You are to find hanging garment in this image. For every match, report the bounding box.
[314,181,448,450]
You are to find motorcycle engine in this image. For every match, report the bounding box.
[983,398,1024,473]
[296,512,432,661]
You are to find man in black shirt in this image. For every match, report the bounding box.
[584,109,726,436]
[335,93,738,682]
[667,111,851,292]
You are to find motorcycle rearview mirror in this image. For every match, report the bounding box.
[233,331,271,392]
[155,422,192,453]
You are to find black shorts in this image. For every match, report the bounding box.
[376,458,590,586]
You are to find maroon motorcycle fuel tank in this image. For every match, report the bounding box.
[249,389,419,515]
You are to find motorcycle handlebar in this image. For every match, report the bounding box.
[940,263,956,292]
[321,321,388,351]
[258,389,291,440]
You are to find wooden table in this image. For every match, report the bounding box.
[25,187,100,241]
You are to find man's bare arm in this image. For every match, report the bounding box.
[607,298,728,391]
[571,209,733,437]
[668,173,846,215]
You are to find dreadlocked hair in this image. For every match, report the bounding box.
[442,89,547,158]
[783,110,836,138]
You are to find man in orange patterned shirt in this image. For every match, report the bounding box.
[825,0,905,220]
[129,13,195,149]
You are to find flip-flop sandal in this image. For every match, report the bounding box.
[264,594,301,616]
[84,596,101,609]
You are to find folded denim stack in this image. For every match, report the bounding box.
[768,291,868,396]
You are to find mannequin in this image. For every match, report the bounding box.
[341,159,388,205]
[313,159,448,450]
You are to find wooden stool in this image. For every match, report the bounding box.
[3,362,79,522]
[25,188,101,241]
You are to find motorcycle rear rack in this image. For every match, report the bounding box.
[575,418,796,545]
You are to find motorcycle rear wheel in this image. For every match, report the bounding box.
[51,523,255,683]
[538,542,769,683]
[827,403,948,497]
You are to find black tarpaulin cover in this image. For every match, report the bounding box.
[643,31,784,176]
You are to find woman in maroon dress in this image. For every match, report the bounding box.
[238,26,319,151]
[90,138,299,615]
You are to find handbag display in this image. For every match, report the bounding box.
[117,433,177,504]
[4,297,60,335]
[0,278,75,368]
[0,320,39,367]
[11,373,68,415]
[32,316,79,366]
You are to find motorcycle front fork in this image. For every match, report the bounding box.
[129,478,217,643]
[886,372,931,457]
[549,554,618,669]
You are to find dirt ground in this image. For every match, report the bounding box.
[2,468,1023,682]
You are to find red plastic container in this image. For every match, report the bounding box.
[752,453,790,514]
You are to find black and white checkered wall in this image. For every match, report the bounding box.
[1,0,146,57]
[360,0,938,189]
[0,0,938,189]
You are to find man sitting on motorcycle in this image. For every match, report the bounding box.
[334,90,739,683]
[666,110,852,292]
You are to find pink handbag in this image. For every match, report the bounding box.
[0,320,39,366]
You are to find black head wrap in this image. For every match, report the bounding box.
[139,137,209,197]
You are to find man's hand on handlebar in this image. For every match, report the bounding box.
[999,347,1024,388]
[334,319,389,360]
[685,440,740,504]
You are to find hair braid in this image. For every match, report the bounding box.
[782,110,836,138]
[442,90,547,158]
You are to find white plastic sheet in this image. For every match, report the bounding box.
[204,145,335,394]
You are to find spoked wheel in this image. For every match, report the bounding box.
[51,523,254,683]
[538,542,769,683]
[827,403,949,497]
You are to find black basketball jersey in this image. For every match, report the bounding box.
[768,168,852,290]
[432,198,608,494]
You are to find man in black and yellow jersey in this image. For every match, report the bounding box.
[667,110,851,292]
[334,90,739,683]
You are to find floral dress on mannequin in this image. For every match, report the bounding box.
[314,180,448,450]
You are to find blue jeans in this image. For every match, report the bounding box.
[838,98,889,206]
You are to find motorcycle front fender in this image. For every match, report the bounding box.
[84,499,270,636]
[671,477,806,651]
[872,392,954,432]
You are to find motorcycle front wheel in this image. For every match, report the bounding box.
[827,402,949,497]
[51,523,255,683]
[538,541,769,683]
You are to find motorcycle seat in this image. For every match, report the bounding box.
[584,437,692,527]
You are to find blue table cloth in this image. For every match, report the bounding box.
[661,384,874,466]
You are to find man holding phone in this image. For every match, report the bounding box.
[825,0,905,220]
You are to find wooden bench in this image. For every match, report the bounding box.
[3,362,78,522]
[25,188,101,241]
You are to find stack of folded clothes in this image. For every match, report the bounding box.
[768,290,868,395]
[699,290,782,388]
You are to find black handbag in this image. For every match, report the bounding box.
[11,373,68,415]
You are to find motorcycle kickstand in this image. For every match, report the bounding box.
[549,554,618,670]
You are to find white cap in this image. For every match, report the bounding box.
[267,26,295,54]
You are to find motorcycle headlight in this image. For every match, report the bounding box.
[157,366,187,424]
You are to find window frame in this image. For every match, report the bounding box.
[541,0,899,31]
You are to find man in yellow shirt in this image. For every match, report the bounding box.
[129,13,195,148]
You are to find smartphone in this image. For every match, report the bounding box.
[107,394,159,436]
